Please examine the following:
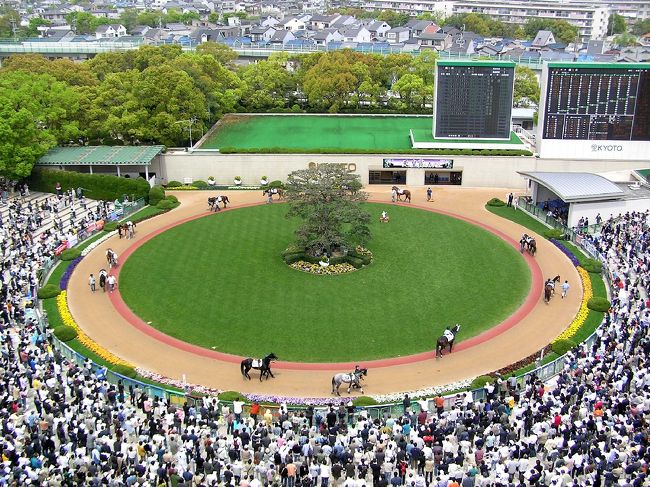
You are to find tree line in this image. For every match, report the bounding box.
[0,44,538,179]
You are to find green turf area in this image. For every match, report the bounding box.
[201,114,433,151]
[120,203,530,362]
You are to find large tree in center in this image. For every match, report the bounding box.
[285,164,370,257]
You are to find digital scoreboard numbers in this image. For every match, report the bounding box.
[542,66,650,141]
[434,61,515,140]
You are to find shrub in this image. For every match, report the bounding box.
[268,180,284,189]
[37,284,61,299]
[166,195,179,204]
[470,375,494,389]
[283,253,304,264]
[60,248,81,261]
[167,180,183,187]
[352,396,378,407]
[348,256,364,269]
[486,198,505,207]
[218,391,242,401]
[110,364,137,378]
[156,199,174,210]
[149,185,165,206]
[588,297,611,312]
[552,338,576,356]
[104,221,118,232]
[544,229,564,239]
[53,325,78,342]
[192,180,208,189]
[583,258,603,273]
[28,168,150,203]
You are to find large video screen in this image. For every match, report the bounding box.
[542,65,650,141]
[435,62,515,139]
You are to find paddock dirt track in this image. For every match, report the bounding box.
[66,187,581,398]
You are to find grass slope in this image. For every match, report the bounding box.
[120,203,530,362]
[202,115,433,151]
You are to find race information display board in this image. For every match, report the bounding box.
[434,60,515,140]
[542,65,650,141]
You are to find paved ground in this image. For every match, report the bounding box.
[66,187,581,397]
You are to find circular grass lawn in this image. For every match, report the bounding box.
[119,203,530,362]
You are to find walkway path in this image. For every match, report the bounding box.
[66,186,581,397]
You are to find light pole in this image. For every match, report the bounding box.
[175,117,197,148]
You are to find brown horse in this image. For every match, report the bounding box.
[544,275,561,303]
[392,186,411,203]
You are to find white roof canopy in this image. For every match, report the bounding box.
[518,171,625,203]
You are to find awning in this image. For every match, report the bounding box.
[38,145,165,166]
[518,171,625,202]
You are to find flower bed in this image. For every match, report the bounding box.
[56,291,134,367]
[80,231,117,257]
[554,266,592,342]
[290,261,357,275]
[59,256,83,290]
[136,368,221,395]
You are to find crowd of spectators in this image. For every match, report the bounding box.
[0,193,648,486]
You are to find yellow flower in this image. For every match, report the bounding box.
[56,291,134,368]
[553,266,594,342]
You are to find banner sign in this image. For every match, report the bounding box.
[66,234,78,248]
[55,243,68,256]
[96,220,105,231]
[383,158,453,169]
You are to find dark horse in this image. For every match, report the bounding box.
[520,234,537,256]
[240,353,278,381]
[263,188,284,200]
[392,186,411,203]
[544,275,561,303]
[207,196,229,212]
[436,324,461,358]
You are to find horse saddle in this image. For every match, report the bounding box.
[443,331,455,341]
[252,359,262,368]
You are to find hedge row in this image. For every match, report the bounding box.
[219,147,533,157]
[29,169,150,202]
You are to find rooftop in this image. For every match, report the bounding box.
[517,171,625,202]
[38,146,165,166]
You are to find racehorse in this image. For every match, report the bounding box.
[240,353,278,381]
[436,324,461,358]
[207,196,229,212]
[106,249,118,268]
[391,186,411,203]
[520,234,537,256]
[98,269,108,292]
[263,188,284,200]
[331,368,368,396]
[544,275,561,303]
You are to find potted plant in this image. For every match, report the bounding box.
[207,176,216,186]
[234,176,242,186]
[260,175,269,186]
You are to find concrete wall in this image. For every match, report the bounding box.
[159,151,650,189]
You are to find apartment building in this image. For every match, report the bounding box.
[355,0,454,18]
[453,0,608,39]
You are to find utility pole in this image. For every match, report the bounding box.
[10,16,18,40]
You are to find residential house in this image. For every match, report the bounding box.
[439,25,461,36]
[406,19,437,38]
[43,29,75,41]
[95,24,127,39]
[340,25,370,43]
[366,20,391,40]
[277,14,310,31]
[41,9,70,21]
[144,28,165,43]
[165,23,193,36]
[260,16,280,28]
[330,15,357,29]
[312,27,343,46]
[418,25,451,50]
[130,25,150,36]
[443,31,481,55]
[309,13,340,30]
[269,29,295,45]
[386,26,410,44]
[531,30,556,50]
[250,25,276,42]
